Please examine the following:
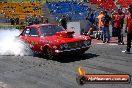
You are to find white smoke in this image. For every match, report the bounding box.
[0,28,33,56]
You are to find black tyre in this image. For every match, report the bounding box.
[45,47,54,59]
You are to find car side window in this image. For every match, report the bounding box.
[29,28,38,36]
[22,28,30,36]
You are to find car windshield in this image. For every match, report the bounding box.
[40,25,64,37]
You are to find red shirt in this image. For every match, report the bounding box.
[114,12,125,28]
[114,15,121,28]
[127,14,132,33]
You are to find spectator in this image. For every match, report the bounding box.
[44,17,48,23]
[10,17,15,25]
[101,11,111,43]
[26,15,33,26]
[40,16,44,23]
[118,8,125,30]
[123,5,132,53]
[15,16,19,25]
[96,11,105,40]
[87,24,97,37]
[83,16,92,35]
[34,15,39,24]
[89,11,95,25]
[114,9,125,44]
[111,11,117,37]
[59,15,67,30]
[117,8,125,44]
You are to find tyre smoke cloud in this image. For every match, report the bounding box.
[0,29,33,56]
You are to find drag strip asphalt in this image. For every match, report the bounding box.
[0,44,132,88]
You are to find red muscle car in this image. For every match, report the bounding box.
[19,24,91,59]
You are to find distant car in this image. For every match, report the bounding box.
[19,24,91,59]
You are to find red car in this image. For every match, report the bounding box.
[19,24,91,59]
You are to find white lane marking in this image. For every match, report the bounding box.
[96,43,118,46]
[108,43,118,45]
[96,43,105,45]
[122,50,126,53]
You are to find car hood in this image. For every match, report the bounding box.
[40,34,91,45]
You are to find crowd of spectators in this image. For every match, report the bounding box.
[87,9,126,45]
[25,15,48,26]
[6,15,48,26]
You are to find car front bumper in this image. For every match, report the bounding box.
[54,45,91,55]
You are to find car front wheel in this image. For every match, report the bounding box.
[45,47,54,60]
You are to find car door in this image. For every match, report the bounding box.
[28,27,41,53]
[20,27,30,43]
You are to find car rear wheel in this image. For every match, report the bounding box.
[45,47,54,60]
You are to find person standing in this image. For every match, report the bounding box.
[44,17,48,24]
[89,11,95,25]
[59,15,67,30]
[34,15,39,24]
[113,9,125,44]
[118,8,125,44]
[15,16,19,25]
[101,11,111,43]
[10,17,15,25]
[26,15,33,26]
[111,11,117,37]
[84,16,92,35]
[96,11,104,40]
[123,5,132,53]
